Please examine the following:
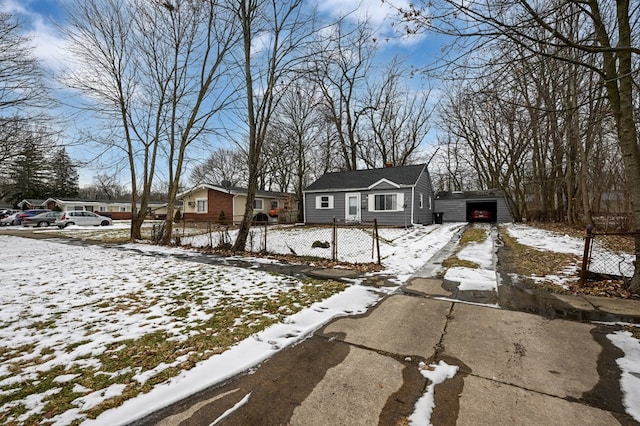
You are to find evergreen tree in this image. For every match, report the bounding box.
[48,147,79,198]
[8,134,49,203]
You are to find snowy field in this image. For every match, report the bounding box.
[0,222,638,424]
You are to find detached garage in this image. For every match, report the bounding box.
[433,190,513,223]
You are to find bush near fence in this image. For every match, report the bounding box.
[175,219,382,265]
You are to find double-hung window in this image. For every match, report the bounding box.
[196,199,207,213]
[370,193,404,212]
[375,194,397,211]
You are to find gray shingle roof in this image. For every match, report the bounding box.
[305,164,427,192]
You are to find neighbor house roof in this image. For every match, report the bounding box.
[304,164,427,192]
[178,184,294,200]
[42,198,169,208]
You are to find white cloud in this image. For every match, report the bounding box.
[1,0,71,72]
[314,0,425,46]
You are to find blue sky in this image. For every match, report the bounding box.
[2,0,444,186]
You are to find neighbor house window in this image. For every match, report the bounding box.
[371,193,404,212]
[253,199,264,210]
[419,193,424,209]
[120,207,127,212]
[271,200,278,209]
[315,195,334,209]
[99,206,107,212]
[196,199,207,213]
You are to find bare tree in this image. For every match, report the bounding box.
[64,0,238,242]
[309,20,376,171]
[231,0,313,251]
[401,0,640,292]
[362,59,434,168]
[189,147,248,187]
[0,8,53,191]
[267,81,325,220]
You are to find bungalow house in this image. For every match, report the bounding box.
[178,184,298,224]
[19,198,170,220]
[303,164,434,226]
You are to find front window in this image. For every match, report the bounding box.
[253,199,264,210]
[196,199,207,213]
[271,200,278,209]
[375,194,397,211]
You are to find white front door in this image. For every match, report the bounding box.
[345,193,361,222]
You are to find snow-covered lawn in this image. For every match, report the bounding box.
[1,222,638,425]
[0,223,465,425]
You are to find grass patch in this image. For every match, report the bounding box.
[441,226,487,270]
[0,272,348,424]
[499,227,580,293]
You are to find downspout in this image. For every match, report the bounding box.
[411,186,415,225]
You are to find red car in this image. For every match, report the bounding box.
[471,210,491,220]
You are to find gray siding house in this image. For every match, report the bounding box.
[433,190,513,223]
[303,164,434,226]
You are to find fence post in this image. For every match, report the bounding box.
[332,217,337,261]
[580,224,594,286]
[374,218,381,265]
[263,222,268,252]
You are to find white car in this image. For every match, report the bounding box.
[0,212,19,226]
[55,211,113,228]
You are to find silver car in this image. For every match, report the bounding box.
[55,211,113,228]
[22,211,63,227]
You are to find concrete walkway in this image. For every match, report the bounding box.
[136,275,640,426]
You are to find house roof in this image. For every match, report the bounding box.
[43,197,168,207]
[178,184,294,200]
[304,164,428,192]
[435,189,505,199]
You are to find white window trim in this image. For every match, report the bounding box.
[315,195,334,209]
[253,198,264,210]
[196,198,208,213]
[419,193,424,209]
[368,193,405,212]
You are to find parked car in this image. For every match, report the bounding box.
[1,209,17,218]
[55,211,113,228]
[0,212,20,226]
[22,211,63,228]
[15,209,51,225]
[470,209,491,220]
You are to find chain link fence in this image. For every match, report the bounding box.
[178,219,382,265]
[581,228,636,284]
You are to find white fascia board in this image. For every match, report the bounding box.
[368,178,401,190]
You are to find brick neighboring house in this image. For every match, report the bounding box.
[178,184,298,224]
